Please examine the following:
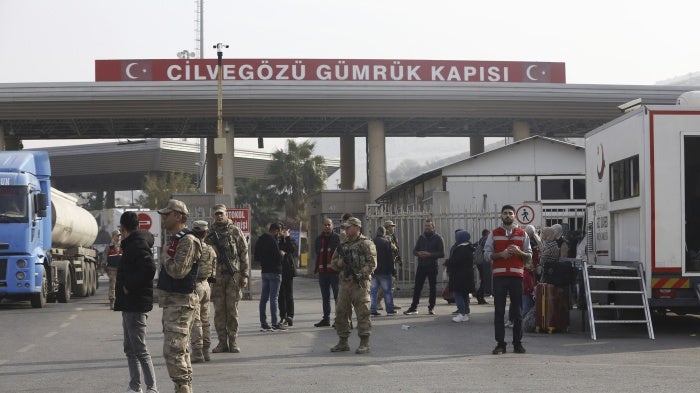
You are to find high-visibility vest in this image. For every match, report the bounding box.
[491,226,527,278]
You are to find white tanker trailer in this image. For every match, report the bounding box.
[48,188,99,302]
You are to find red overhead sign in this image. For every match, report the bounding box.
[95,59,566,83]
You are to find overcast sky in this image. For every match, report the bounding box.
[2,0,698,186]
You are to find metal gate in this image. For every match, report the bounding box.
[365,204,501,296]
[364,204,585,297]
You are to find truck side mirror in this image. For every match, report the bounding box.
[36,193,47,217]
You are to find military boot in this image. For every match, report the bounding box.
[191,348,205,363]
[330,337,350,352]
[212,341,228,353]
[355,335,370,354]
[175,383,191,393]
[229,336,240,353]
[203,346,211,361]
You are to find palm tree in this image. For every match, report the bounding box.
[267,140,327,220]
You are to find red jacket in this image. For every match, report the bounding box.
[491,226,527,278]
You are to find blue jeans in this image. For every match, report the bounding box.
[370,274,395,312]
[522,293,535,317]
[260,272,282,326]
[122,311,157,392]
[454,291,471,315]
[318,272,339,321]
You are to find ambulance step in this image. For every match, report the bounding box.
[595,320,649,324]
[590,290,644,294]
[591,305,645,309]
[588,265,638,271]
[582,262,655,340]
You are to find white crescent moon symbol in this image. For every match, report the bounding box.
[125,62,139,79]
[526,64,538,81]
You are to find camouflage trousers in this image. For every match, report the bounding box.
[211,272,242,344]
[107,267,118,305]
[162,305,196,386]
[190,280,212,351]
[334,278,371,338]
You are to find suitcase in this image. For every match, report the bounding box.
[542,260,577,287]
[535,283,570,333]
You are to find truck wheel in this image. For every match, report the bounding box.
[89,264,96,296]
[57,269,71,303]
[31,275,48,308]
[74,261,89,297]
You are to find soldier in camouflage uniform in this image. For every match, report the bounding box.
[205,204,249,354]
[330,217,377,354]
[157,200,202,393]
[189,221,216,363]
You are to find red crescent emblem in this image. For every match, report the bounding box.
[596,144,606,182]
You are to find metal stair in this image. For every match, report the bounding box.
[582,262,655,340]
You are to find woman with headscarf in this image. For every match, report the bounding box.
[445,230,475,323]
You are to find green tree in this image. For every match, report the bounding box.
[266,139,327,220]
[234,178,279,238]
[137,172,197,210]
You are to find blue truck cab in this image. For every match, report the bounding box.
[0,151,52,307]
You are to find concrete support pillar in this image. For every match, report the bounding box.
[206,138,216,194]
[105,190,116,209]
[513,120,531,141]
[222,121,235,206]
[0,125,21,151]
[367,120,387,202]
[339,135,355,190]
[469,136,485,156]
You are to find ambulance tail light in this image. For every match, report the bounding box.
[653,289,676,299]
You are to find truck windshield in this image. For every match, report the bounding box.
[0,186,28,222]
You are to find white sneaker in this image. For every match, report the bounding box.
[452,314,468,323]
[505,320,514,328]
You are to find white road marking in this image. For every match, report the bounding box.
[45,331,58,338]
[17,344,35,353]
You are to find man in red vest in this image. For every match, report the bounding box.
[484,205,532,355]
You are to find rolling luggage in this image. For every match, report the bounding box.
[542,260,577,287]
[535,283,570,333]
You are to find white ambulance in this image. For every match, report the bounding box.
[584,93,700,314]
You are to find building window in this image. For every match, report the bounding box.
[541,179,571,199]
[610,155,639,201]
[538,176,585,203]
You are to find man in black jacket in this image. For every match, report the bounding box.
[114,211,158,393]
[404,219,445,315]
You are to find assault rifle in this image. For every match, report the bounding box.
[337,246,365,289]
[213,231,237,276]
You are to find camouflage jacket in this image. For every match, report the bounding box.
[205,220,249,277]
[196,243,217,280]
[330,233,377,283]
[159,232,201,307]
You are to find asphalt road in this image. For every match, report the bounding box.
[1,272,699,393]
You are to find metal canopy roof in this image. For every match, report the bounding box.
[2,81,699,140]
[28,139,339,193]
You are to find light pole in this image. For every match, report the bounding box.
[213,43,228,196]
